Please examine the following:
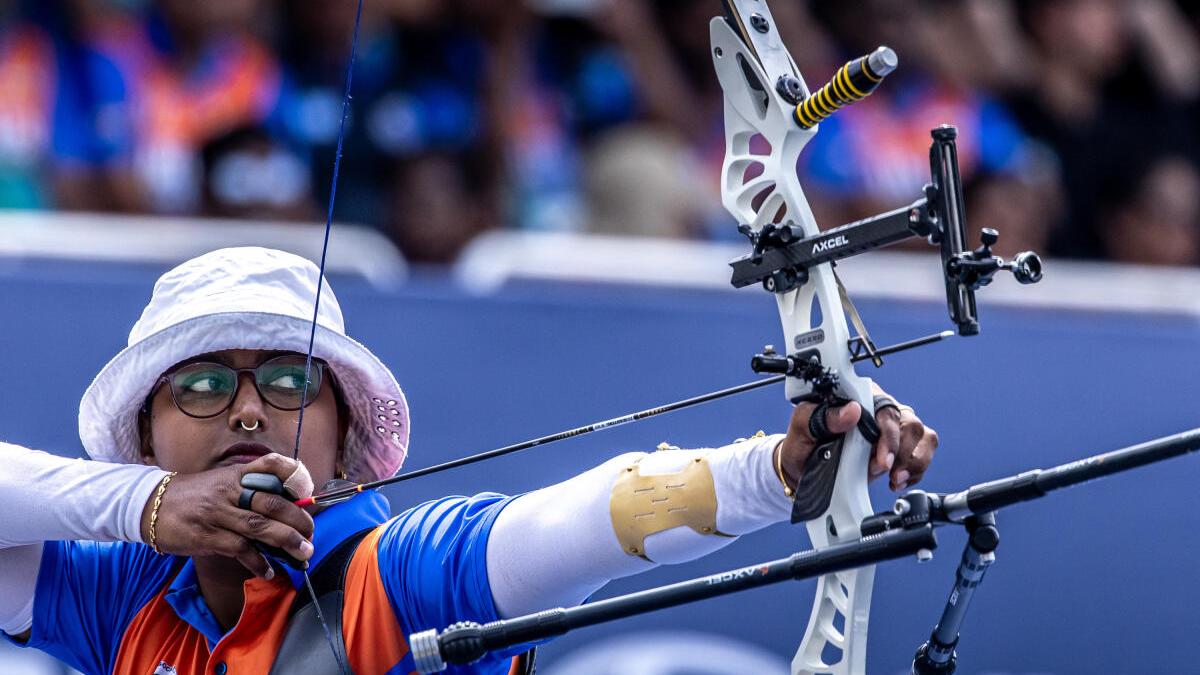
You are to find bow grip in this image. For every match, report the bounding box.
[790,401,880,524]
[239,472,309,571]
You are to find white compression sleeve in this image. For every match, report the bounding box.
[486,434,791,618]
[0,442,166,547]
[0,442,165,636]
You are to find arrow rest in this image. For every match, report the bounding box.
[750,346,835,396]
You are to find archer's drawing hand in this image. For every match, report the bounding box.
[776,390,938,493]
[140,453,316,578]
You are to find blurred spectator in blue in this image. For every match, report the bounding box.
[276,1,491,230]
[493,2,632,234]
[1008,0,1200,261]
[59,0,286,214]
[376,0,547,262]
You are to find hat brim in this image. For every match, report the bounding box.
[79,311,409,482]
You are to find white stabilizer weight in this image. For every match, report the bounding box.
[410,628,446,674]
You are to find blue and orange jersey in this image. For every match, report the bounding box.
[4,491,530,674]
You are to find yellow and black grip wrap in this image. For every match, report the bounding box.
[793,46,898,129]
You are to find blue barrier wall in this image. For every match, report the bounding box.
[2,258,1197,674]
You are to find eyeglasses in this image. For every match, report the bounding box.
[152,355,327,419]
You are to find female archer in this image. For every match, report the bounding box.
[0,246,937,674]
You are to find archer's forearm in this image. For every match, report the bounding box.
[485,434,791,618]
[0,441,166,548]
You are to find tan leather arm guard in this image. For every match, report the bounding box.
[610,453,733,561]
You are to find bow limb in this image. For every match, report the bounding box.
[712,6,875,674]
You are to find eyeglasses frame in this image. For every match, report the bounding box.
[144,355,330,420]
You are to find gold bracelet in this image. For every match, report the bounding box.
[148,471,177,555]
[774,442,794,498]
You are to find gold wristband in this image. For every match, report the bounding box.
[774,441,794,498]
[148,471,178,555]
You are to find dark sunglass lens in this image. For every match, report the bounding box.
[171,363,236,416]
[257,357,322,410]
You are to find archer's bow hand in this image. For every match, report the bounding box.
[869,387,938,491]
[777,391,938,493]
[139,453,316,579]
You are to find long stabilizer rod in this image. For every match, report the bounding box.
[936,427,1200,522]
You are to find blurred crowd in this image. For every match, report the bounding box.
[1,0,1198,265]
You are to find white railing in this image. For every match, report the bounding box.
[0,209,407,289]
[2,210,1198,317]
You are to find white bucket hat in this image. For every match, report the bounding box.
[79,247,410,482]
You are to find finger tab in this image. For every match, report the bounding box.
[283,461,314,500]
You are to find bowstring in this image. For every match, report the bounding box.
[291,1,364,674]
[293,0,365,464]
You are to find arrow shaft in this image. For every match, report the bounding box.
[300,374,786,505]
